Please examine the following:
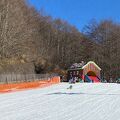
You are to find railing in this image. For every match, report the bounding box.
[0,73,58,84]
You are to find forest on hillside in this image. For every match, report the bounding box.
[0,0,120,81]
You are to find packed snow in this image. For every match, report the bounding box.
[0,83,120,120]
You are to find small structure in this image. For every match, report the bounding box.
[67,61,101,83]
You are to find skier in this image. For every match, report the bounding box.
[67,77,75,89]
[67,85,73,89]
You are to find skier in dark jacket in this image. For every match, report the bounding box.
[67,85,73,89]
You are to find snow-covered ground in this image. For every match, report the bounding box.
[0,83,120,120]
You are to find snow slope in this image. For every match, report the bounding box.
[0,83,120,120]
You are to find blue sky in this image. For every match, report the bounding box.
[27,0,120,31]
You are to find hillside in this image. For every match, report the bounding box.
[0,0,119,80]
[0,83,120,120]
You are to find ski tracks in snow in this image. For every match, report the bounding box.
[0,83,120,120]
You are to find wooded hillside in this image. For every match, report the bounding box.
[0,0,119,81]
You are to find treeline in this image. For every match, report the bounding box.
[0,0,119,81]
[84,20,120,81]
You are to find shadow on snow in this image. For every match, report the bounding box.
[46,92,120,96]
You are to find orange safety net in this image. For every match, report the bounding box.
[0,76,60,94]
